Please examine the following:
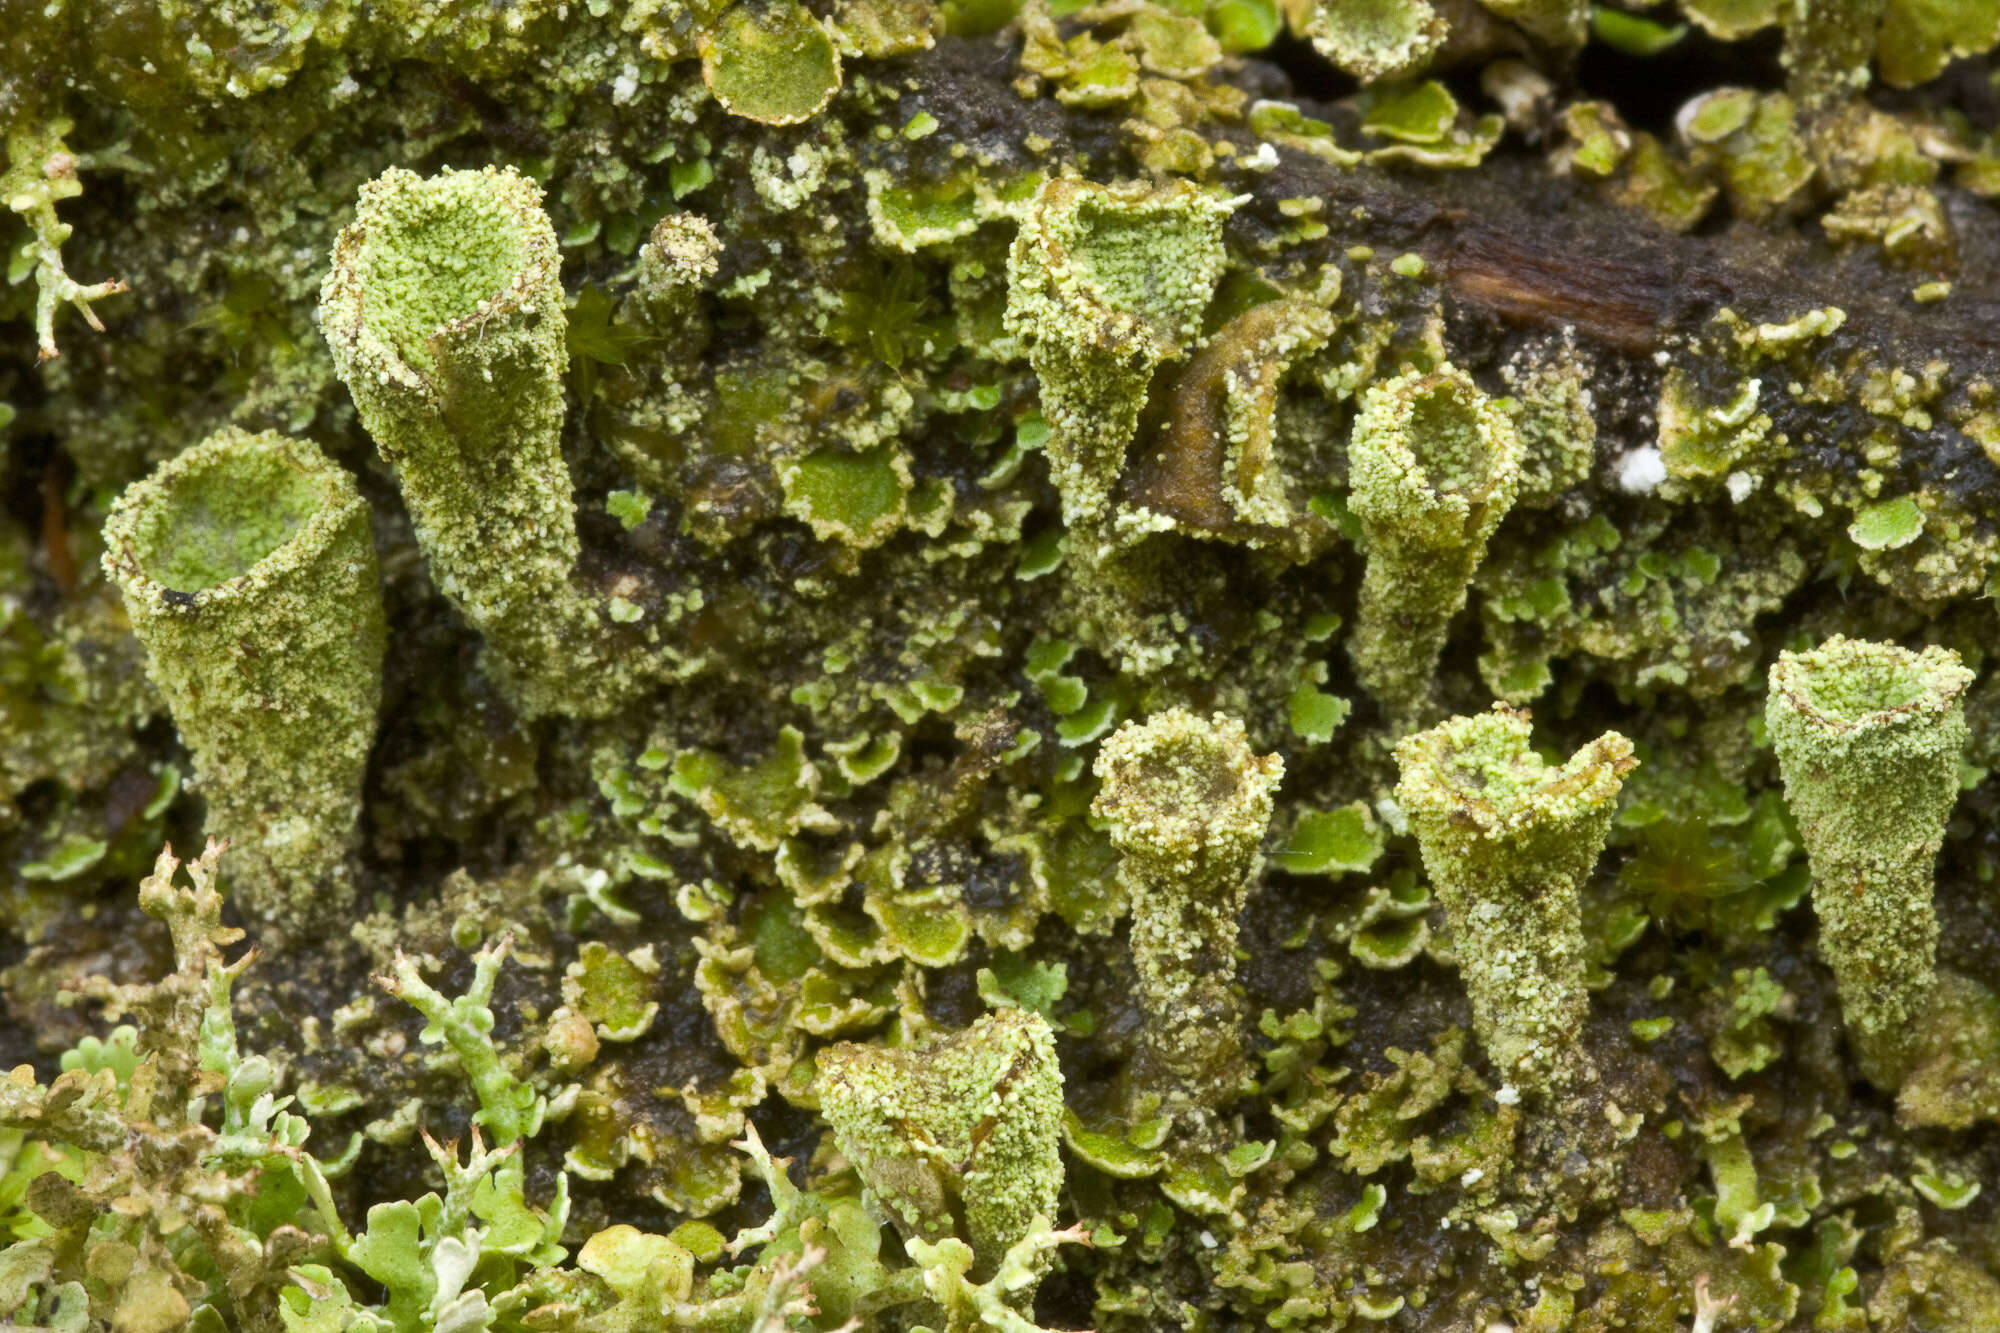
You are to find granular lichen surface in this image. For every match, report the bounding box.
[4,1,2000,1330]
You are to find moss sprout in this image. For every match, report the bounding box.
[1347,364,1522,725]
[1091,708,1283,1108]
[102,428,384,934]
[1766,635,1972,1087]
[1394,706,1636,1097]
[319,165,593,717]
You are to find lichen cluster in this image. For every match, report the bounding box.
[6,0,2000,1330]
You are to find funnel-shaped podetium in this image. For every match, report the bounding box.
[1092,709,1283,1107]
[1766,636,1972,1088]
[817,1008,1063,1278]
[1395,707,1635,1098]
[1005,178,1236,526]
[320,165,588,718]
[1346,364,1521,725]
[103,428,385,934]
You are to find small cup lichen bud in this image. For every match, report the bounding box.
[319,164,591,717]
[632,212,722,338]
[1346,364,1521,724]
[1091,709,1283,1107]
[817,1008,1063,1278]
[1394,707,1636,1098]
[1005,178,1236,525]
[102,427,385,934]
[644,211,723,274]
[1766,635,1972,1088]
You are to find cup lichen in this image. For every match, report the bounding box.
[1347,363,1522,725]
[1394,706,1636,1098]
[816,1007,1063,1278]
[1091,708,1283,1108]
[319,164,595,718]
[101,427,385,934]
[1005,177,1236,526]
[1765,635,1972,1088]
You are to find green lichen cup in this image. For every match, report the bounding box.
[1766,635,1972,1087]
[1395,706,1635,1098]
[1347,364,1520,724]
[103,427,386,935]
[321,165,592,717]
[1005,178,1235,525]
[1093,708,1283,1108]
[817,1007,1063,1279]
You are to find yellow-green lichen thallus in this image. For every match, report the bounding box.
[1093,708,1283,1109]
[102,427,384,935]
[1395,706,1636,1099]
[817,1007,1064,1281]
[1767,635,1972,1088]
[1347,363,1522,726]
[319,164,599,718]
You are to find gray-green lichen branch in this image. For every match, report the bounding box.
[5,119,129,363]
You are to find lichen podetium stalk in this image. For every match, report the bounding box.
[319,164,596,718]
[1766,635,1972,1088]
[102,428,385,936]
[1005,177,1235,527]
[1395,706,1636,1099]
[1092,709,1283,1109]
[1347,364,1521,726]
[817,1007,1063,1281]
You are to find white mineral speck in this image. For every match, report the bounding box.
[1618,446,1666,493]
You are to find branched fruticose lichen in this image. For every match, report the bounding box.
[3,119,128,363]
[8,1,2000,1330]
